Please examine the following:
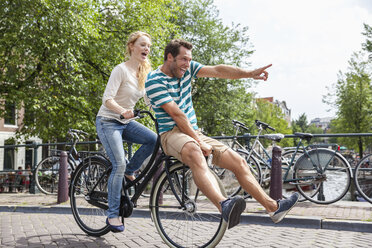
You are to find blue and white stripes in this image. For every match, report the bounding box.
[145,61,204,134]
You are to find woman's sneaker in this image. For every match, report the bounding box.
[269,192,299,223]
[220,196,246,229]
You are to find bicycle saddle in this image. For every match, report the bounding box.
[262,133,284,142]
[294,132,313,139]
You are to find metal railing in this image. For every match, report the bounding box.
[0,132,371,194]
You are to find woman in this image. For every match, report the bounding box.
[96,31,157,232]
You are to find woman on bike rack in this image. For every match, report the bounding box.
[95,31,157,232]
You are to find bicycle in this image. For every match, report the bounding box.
[69,110,228,248]
[35,129,89,194]
[217,120,283,198]
[225,119,353,204]
[354,153,372,203]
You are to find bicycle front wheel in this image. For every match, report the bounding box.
[70,156,111,236]
[354,154,372,203]
[150,162,227,248]
[294,148,351,204]
[35,156,61,194]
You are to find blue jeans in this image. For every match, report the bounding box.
[96,116,157,218]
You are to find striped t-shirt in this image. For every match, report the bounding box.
[145,61,204,134]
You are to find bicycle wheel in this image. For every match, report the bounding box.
[150,162,227,248]
[35,156,61,194]
[354,154,372,203]
[294,148,351,204]
[70,156,111,236]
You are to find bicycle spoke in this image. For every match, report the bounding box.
[151,163,226,248]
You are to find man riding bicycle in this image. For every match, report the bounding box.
[145,39,299,229]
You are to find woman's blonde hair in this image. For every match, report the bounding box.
[126,31,152,90]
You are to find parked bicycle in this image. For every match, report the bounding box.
[354,153,372,203]
[220,119,353,204]
[34,129,89,194]
[69,110,228,248]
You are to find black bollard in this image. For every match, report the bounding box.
[270,146,282,201]
[57,151,69,203]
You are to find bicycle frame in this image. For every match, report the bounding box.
[86,111,189,211]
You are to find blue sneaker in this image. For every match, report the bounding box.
[106,218,124,232]
[269,192,299,223]
[220,196,246,229]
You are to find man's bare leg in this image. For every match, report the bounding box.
[181,142,226,211]
[218,149,278,212]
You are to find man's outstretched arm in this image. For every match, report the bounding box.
[197,64,272,81]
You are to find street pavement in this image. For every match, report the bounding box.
[1,193,372,247]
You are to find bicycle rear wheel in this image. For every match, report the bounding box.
[70,156,111,236]
[35,156,62,194]
[294,148,351,204]
[354,154,372,203]
[150,162,227,248]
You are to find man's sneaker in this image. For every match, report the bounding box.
[220,196,246,229]
[269,192,299,224]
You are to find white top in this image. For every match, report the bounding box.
[97,63,144,124]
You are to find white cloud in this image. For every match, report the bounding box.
[213,0,372,121]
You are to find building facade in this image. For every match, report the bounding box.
[0,102,42,171]
[257,97,292,125]
[310,117,333,132]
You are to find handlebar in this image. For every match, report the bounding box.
[232,119,250,131]
[232,119,276,132]
[255,120,275,131]
[120,109,156,121]
[120,109,159,133]
[68,128,88,143]
[69,129,88,136]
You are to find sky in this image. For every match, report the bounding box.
[213,0,372,122]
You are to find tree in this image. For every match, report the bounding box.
[254,99,292,148]
[362,23,372,56]
[171,0,257,136]
[291,113,308,133]
[0,0,177,141]
[324,52,372,157]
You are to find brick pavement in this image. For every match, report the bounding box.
[1,212,372,248]
[1,193,371,221]
[1,193,372,233]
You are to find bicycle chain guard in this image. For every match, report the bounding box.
[120,195,134,218]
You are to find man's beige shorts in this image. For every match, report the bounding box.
[160,126,229,165]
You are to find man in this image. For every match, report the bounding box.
[146,39,299,229]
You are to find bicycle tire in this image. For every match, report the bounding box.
[35,155,69,194]
[354,154,372,203]
[150,162,227,248]
[70,156,111,236]
[294,148,351,204]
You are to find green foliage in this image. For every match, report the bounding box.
[172,0,256,136]
[1,0,293,147]
[0,0,176,141]
[362,23,372,55]
[325,52,372,156]
[253,100,292,148]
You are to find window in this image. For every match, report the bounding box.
[4,139,15,170]
[4,101,16,125]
